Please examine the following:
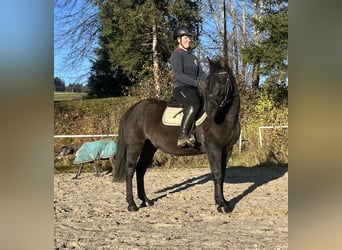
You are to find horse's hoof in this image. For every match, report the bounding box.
[140,199,154,208]
[127,204,139,212]
[146,199,154,206]
[217,205,232,213]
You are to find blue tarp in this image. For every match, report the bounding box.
[74,139,117,164]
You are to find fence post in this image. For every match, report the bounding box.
[258,126,288,147]
[239,129,242,154]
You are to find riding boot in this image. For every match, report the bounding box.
[177,106,196,147]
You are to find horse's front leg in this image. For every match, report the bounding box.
[207,148,231,213]
[136,143,156,208]
[72,163,84,179]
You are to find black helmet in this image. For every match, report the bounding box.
[173,27,192,39]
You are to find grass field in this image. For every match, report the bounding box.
[54,91,87,101]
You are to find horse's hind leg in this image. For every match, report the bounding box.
[136,140,157,208]
[106,157,115,175]
[72,163,84,179]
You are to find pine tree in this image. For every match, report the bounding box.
[54,77,66,92]
[95,0,201,97]
[243,0,288,88]
[87,35,132,98]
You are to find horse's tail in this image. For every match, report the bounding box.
[112,118,126,183]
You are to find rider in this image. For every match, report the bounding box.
[170,27,208,147]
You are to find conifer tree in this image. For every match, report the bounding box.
[96,0,201,97]
[87,35,131,98]
[243,0,288,88]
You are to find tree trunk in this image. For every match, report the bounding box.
[152,21,161,97]
[229,0,238,75]
[241,0,247,92]
[222,0,228,68]
[252,0,262,90]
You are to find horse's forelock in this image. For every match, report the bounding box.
[209,59,224,73]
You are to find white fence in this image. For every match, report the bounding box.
[54,134,118,138]
[258,125,288,147]
[54,125,288,152]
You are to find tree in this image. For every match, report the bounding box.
[54,0,100,72]
[54,76,65,91]
[201,0,249,91]
[87,35,132,98]
[200,0,287,97]
[55,0,287,99]
[97,0,201,97]
[65,83,84,92]
[243,0,288,89]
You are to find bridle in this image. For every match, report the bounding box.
[208,71,232,108]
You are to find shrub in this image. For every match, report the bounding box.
[54,93,288,171]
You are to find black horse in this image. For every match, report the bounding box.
[112,58,240,213]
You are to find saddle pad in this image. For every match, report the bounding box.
[74,139,117,164]
[162,107,207,126]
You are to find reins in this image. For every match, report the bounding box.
[211,71,228,75]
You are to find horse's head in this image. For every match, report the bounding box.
[204,58,234,117]
[56,145,75,160]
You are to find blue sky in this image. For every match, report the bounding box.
[54,46,91,85]
[54,0,94,86]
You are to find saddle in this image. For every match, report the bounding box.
[162,98,207,126]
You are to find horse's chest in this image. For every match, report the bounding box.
[203,120,238,144]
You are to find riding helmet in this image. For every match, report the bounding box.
[173,27,192,39]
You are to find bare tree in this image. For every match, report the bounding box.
[152,23,161,97]
[251,0,264,89]
[229,0,238,74]
[149,0,161,98]
[54,0,100,75]
[221,0,228,67]
[204,0,224,53]
[240,0,248,91]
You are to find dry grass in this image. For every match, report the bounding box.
[54,96,288,171]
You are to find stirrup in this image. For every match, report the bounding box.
[177,137,188,147]
[188,134,196,144]
[177,135,196,147]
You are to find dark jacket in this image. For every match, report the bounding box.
[170,48,207,88]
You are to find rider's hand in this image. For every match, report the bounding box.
[198,79,208,94]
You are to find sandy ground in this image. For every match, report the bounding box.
[54,166,288,249]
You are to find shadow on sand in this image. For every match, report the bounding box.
[153,164,288,211]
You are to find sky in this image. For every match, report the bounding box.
[54,0,94,86]
[54,46,91,85]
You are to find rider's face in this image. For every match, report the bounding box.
[178,35,191,50]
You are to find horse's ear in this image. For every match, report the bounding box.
[206,57,211,64]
